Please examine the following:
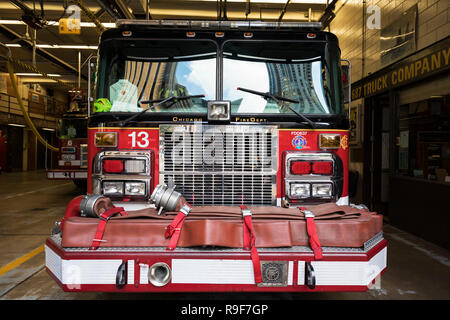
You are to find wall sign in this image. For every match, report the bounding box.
[351,38,450,100]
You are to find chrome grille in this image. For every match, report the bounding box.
[160,125,277,206]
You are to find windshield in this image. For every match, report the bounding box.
[95,36,344,116]
[58,118,87,139]
[96,39,216,113]
[222,41,344,115]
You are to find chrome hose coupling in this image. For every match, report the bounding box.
[150,184,183,215]
[79,194,113,218]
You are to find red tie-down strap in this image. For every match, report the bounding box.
[89,206,127,250]
[240,205,262,284]
[300,207,323,260]
[165,203,192,251]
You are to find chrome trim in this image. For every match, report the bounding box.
[93,150,151,176]
[148,262,171,287]
[284,151,343,202]
[92,150,152,199]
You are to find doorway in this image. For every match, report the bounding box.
[363,94,392,216]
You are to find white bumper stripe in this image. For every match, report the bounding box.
[45,246,386,287]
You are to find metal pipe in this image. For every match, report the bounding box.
[78,51,81,89]
[341,59,352,119]
[87,55,97,117]
[94,0,120,20]
[115,0,134,19]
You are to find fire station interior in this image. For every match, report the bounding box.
[0,0,448,303]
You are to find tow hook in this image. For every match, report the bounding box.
[305,262,316,289]
[116,261,127,289]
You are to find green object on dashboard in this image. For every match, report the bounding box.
[94,98,112,112]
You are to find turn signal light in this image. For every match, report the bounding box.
[291,161,311,175]
[103,160,124,173]
[290,160,333,175]
[312,161,333,175]
[95,132,117,147]
[102,159,146,174]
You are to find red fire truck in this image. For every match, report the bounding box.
[46,111,88,187]
[45,20,386,293]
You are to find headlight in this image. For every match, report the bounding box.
[95,132,117,147]
[103,181,123,196]
[319,133,341,149]
[124,181,146,196]
[207,101,230,121]
[312,183,333,198]
[61,154,76,161]
[289,183,310,199]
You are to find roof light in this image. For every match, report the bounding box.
[244,32,253,38]
[215,32,225,38]
[186,31,196,37]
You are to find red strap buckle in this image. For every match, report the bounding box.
[89,206,125,250]
[240,205,262,284]
[165,203,192,251]
[301,208,323,260]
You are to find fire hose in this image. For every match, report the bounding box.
[1,43,63,152]
[7,60,59,152]
[60,185,381,287]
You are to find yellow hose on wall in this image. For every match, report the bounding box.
[7,61,59,152]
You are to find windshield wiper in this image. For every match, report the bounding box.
[120,94,205,126]
[237,87,316,128]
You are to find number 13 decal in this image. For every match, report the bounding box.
[128,131,149,148]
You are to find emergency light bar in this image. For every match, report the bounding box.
[115,19,323,30]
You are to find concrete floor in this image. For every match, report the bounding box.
[0,170,449,300]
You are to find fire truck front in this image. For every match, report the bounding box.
[45,21,386,293]
[47,114,88,185]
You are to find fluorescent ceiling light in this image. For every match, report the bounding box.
[41,127,56,131]
[187,0,328,2]
[8,123,25,127]
[36,44,98,49]
[0,19,115,28]
[15,73,61,77]
[5,43,97,50]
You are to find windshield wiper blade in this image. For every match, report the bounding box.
[120,94,205,126]
[236,87,316,128]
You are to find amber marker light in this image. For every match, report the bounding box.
[95,132,118,147]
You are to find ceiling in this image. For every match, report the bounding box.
[0,0,336,93]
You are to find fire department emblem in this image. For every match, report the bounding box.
[340,135,348,150]
[292,135,307,150]
[258,261,288,287]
